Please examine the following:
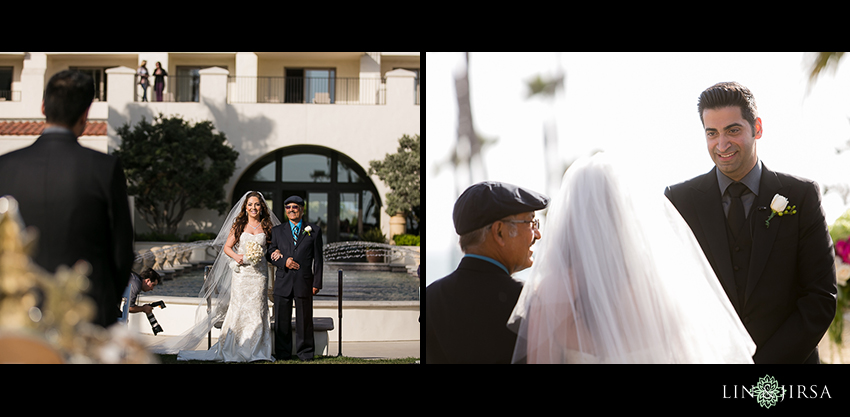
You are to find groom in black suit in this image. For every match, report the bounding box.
[268,195,323,360]
[0,70,135,328]
[665,82,836,363]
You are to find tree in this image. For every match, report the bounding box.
[369,134,420,222]
[808,52,845,84]
[113,114,239,236]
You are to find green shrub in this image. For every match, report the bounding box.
[393,234,420,246]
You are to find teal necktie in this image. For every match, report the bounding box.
[293,224,300,242]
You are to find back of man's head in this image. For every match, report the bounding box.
[43,70,95,128]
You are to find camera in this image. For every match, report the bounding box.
[145,300,166,335]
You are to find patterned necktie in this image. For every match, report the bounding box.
[727,182,748,240]
[293,224,300,242]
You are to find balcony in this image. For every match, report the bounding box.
[135,74,199,103]
[0,90,20,102]
[133,74,420,106]
[229,76,387,105]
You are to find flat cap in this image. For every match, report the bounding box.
[285,195,304,205]
[453,181,549,235]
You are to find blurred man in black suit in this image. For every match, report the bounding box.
[0,70,135,328]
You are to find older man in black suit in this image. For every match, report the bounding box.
[268,195,323,361]
[665,81,836,363]
[426,182,549,364]
[0,70,135,328]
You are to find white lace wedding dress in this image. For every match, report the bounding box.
[177,232,274,362]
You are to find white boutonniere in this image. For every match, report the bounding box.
[765,194,797,228]
[304,225,312,236]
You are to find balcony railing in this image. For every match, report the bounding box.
[135,75,200,102]
[228,76,386,105]
[0,90,21,102]
[131,75,391,105]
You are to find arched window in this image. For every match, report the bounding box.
[233,145,382,245]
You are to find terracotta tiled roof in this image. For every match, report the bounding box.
[0,121,107,136]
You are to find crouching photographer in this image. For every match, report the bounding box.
[121,268,165,334]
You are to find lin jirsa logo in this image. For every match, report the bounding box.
[723,374,831,408]
[752,375,784,408]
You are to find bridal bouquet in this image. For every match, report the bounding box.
[242,240,265,265]
[230,240,264,272]
[828,210,850,346]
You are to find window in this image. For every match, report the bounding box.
[70,67,110,101]
[175,66,201,102]
[235,146,381,244]
[0,67,12,101]
[284,68,335,103]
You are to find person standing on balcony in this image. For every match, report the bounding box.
[0,70,135,328]
[137,60,149,102]
[153,61,167,102]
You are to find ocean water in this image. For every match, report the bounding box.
[144,264,420,302]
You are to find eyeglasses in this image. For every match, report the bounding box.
[501,218,540,230]
[285,204,301,210]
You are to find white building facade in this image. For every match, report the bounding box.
[0,52,420,246]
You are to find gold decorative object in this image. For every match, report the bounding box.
[0,196,157,363]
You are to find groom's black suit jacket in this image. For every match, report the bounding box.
[267,220,323,298]
[665,164,836,363]
[0,131,135,328]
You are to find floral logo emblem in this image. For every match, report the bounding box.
[765,194,796,228]
[752,375,785,409]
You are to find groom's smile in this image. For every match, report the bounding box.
[703,106,762,182]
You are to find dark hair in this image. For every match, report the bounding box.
[140,267,161,284]
[697,81,758,132]
[43,70,95,128]
[231,191,274,248]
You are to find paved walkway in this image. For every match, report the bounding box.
[137,334,420,361]
[327,341,420,360]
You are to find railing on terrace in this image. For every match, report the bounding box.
[228,76,386,105]
[135,75,200,103]
[0,90,21,102]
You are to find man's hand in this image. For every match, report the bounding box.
[286,257,300,270]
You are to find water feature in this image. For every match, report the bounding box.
[144,266,419,301]
[138,241,420,301]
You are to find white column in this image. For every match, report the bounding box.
[20,52,47,116]
[199,66,230,108]
[359,53,381,105]
[235,52,258,103]
[385,68,416,107]
[105,66,136,154]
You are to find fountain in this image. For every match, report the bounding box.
[138,240,420,301]
[133,240,216,279]
[323,241,420,274]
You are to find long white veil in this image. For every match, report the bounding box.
[508,153,756,363]
[149,191,281,354]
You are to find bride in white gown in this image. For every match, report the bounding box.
[151,191,280,362]
[508,153,756,364]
